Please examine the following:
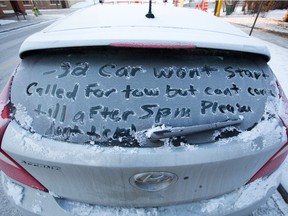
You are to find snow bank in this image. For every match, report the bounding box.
[0,20,16,26]
[222,7,288,34]
[265,9,288,20]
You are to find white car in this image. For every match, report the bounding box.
[0,2,288,216]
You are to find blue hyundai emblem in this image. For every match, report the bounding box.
[130,171,178,191]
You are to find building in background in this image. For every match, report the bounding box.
[0,0,83,18]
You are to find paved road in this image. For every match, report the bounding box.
[0,21,54,91]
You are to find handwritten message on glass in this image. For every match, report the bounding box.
[12,53,276,145]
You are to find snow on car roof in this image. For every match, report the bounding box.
[19,4,270,60]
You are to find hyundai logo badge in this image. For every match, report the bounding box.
[130,171,178,191]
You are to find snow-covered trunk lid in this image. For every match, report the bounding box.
[11,47,277,147]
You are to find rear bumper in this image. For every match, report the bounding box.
[1,121,286,207]
[1,165,283,216]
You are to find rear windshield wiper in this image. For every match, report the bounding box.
[147,118,243,142]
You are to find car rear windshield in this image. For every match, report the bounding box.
[11,47,277,147]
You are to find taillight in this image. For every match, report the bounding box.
[0,76,48,192]
[247,81,288,183]
[0,150,48,192]
[0,75,13,141]
[248,143,288,183]
[110,43,196,49]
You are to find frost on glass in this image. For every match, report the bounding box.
[10,49,280,147]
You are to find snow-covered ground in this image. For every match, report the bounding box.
[221,7,288,35]
[0,19,16,25]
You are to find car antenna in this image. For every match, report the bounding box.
[146,0,155,19]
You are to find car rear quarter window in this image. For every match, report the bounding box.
[11,48,277,146]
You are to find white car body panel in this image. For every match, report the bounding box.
[19,5,270,60]
[2,120,285,207]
